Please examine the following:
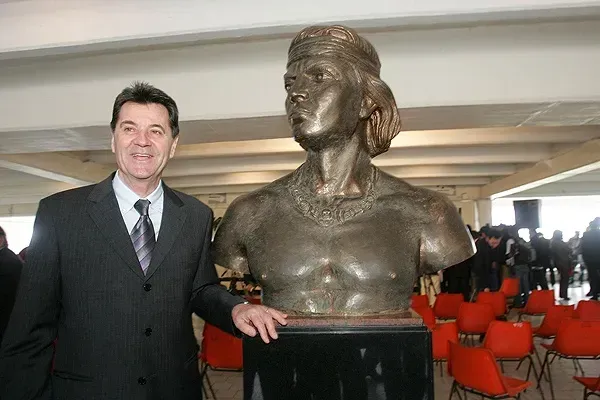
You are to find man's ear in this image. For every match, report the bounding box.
[359,96,378,120]
[169,136,180,159]
[110,133,116,154]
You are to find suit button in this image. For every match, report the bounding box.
[143,283,152,292]
[138,377,146,385]
[145,328,152,337]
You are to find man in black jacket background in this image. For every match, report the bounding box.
[0,226,23,345]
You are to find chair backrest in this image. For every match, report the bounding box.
[483,320,533,359]
[457,302,496,334]
[523,290,555,314]
[552,319,600,357]
[500,277,520,298]
[201,323,243,369]
[535,304,575,337]
[448,342,509,396]
[433,293,465,319]
[411,294,430,310]
[476,291,507,317]
[414,305,437,330]
[574,300,600,321]
[432,322,458,360]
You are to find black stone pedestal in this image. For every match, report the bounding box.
[243,317,433,400]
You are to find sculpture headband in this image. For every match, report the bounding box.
[287,35,381,77]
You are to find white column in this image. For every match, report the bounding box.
[476,199,493,229]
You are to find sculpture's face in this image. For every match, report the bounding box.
[284,56,363,150]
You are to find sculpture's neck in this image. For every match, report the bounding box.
[304,133,372,198]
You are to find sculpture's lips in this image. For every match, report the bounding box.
[288,110,309,125]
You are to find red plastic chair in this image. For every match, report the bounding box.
[199,323,243,399]
[532,304,575,339]
[517,290,555,321]
[431,321,458,377]
[456,302,495,346]
[483,321,538,383]
[500,277,520,307]
[448,342,531,399]
[433,293,464,320]
[538,319,600,400]
[476,291,508,319]
[573,375,600,400]
[411,294,430,310]
[413,305,436,330]
[575,300,600,321]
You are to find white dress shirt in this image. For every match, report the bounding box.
[112,171,164,240]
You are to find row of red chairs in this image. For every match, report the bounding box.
[413,289,600,324]
[438,318,600,400]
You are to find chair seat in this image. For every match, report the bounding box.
[574,376,600,391]
[504,376,532,396]
[533,326,555,338]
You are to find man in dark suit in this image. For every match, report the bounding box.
[0,82,287,400]
[0,226,23,345]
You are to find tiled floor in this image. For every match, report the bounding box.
[199,281,599,400]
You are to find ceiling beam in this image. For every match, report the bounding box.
[1,182,76,205]
[177,177,491,196]
[165,165,509,189]
[0,203,40,217]
[166,126,600,160]
[503,181,600,198]
[159,144,546,178]
[481,139,600,199]
[0,153,113,185]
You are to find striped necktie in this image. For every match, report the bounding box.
[131,199,155,275]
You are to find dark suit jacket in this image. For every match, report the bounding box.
[0,246,23,344]
[0,175,245,400]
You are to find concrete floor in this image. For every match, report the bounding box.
[199,282,599,400]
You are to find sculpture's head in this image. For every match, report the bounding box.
[285,25,401,157]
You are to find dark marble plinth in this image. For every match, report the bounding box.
[243,317,433,400]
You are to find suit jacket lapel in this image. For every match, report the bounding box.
[87,174,146,280]
[145,184,186,280]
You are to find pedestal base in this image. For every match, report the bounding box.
[243,317,433,400]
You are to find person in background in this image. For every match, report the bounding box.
[505,227,534,307]
[581,218,600,300]
[472,228,502,296]
[567,231,582,285]
[0,226,23,344]
[550,230,572,301]
[529,229,549,290]
[18,246,28,263]
[531,231,553,287]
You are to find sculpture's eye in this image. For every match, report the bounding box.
[315,72,325,82]
[284,79,294,91]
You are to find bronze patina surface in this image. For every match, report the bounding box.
[213,25,475,316]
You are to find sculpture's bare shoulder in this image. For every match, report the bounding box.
[375,169,458,224]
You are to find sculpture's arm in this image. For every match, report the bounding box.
[211,198,251,274]
[419,193,476,274]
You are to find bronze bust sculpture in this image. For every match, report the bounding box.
[213,25,475,316]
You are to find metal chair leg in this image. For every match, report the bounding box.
[449,380,457,400]
[576,359,585,376]
[200,362,217,399]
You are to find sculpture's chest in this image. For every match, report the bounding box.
[245,209,422,289]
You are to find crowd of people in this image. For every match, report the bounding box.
[439,218,600,306]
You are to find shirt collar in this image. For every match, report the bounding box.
[112,171,164,214]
